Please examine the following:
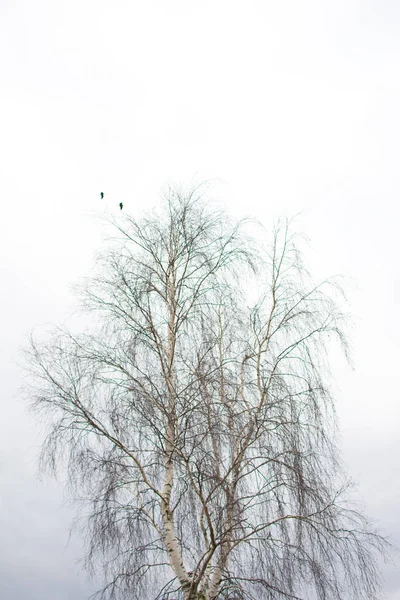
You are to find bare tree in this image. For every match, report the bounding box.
[24,186,390,600]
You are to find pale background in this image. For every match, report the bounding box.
[1,1,399,598]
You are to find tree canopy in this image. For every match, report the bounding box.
[25,187,390,600]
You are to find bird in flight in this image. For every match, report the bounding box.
[119,202,123,210]
[100,192,104,199]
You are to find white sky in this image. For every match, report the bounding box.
[1,1,399,598]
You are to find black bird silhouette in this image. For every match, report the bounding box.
[100,192,104,199]
[119,202,123,210]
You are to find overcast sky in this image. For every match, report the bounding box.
[1,1,400,598]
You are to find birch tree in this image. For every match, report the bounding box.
[24,187,390,600]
